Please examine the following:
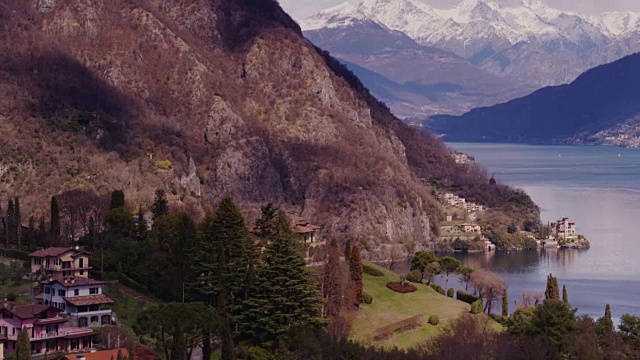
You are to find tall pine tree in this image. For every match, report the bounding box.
[349,245,364,305]
[240,211,322,348]
[193,197,255,359]
[151,189,169,220]
[545,273,559,300]
[562,284,568,304]
[502,290,509,317]
[14,197,21,248]
[6,198,14,247]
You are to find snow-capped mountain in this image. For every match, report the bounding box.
[301,0,640,87]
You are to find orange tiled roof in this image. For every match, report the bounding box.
[291,215,321,234]
[30,247,74,257]
[42,276,105,287]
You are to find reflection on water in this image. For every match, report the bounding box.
[426,143,640,321]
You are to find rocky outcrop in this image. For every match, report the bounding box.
[0,0,536,260]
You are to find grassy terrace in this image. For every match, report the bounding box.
[351,262,471,349]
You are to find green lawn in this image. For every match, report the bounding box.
[351,262,471,349]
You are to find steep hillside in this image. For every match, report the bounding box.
[428,53,640,144]
[0,0,537,260]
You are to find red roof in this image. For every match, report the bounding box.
[30,247,74,257]
[65,348,128,360]
[291,216,321,234]
[0,302,60,319]
[63,294,115,306]
[35,317,68,325]
[42,276,105,287]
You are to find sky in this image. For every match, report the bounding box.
[279,0,640,19]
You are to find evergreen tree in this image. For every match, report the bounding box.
[344,239,352,260]
[545,274,559,300]
[110,190,126,209]
[27,215,35,248]
[151,189,169,220]
[50,196,61,244]
[14,197,21,248]
[15,328,31,360]
[6,197,15,247]
[134,206,148,242]
[596,304,615,338]
[240,211,322,347]
[38,216,47,247]
[502,291,509,317]
[253,203,278,239]
[349,245,364,305]
[562,284,568,305]
[117,349,125,360]
[193,197,255,358]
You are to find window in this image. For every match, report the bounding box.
[74,289,79,296]
[44,287,50,294]
[60,303,65,311]
[34,258,42,265]
[44,300,49,305]
[89,288,98,295]
[58,289,66,297]
[90,316,98,323]
[79,270,84,276]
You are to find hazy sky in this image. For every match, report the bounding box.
[280,0,640,19]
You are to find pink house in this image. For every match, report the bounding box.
[0,302,94,357]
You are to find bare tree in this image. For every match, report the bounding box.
[470,269,507,315]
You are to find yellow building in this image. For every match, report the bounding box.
[29,247,92,279]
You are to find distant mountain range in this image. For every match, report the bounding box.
[301,0,640,117]
[427,53,640,146]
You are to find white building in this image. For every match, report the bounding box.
[37,276,115,328]
[551,217,577,239]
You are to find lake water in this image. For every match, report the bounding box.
[443,143,640,322]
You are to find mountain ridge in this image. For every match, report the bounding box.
[427,52,640,145]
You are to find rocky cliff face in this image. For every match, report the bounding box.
[0,0,535,260]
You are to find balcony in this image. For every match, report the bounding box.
[41,265,92,271]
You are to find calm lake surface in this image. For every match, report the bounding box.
[444,143,640,321]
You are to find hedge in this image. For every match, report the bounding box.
[373,315,423,340]
[471,299,484,314]
[363,264,384,277]
[447,288,454,298]
[0,248,30,261]
[428,314,440,325]
[386,282,417,294]
[429,284,445,295]
[457,290,481,305]
[406,270,422,283]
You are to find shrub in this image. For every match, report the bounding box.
[406,270,422,283]
[363,264,384,277]
[362,293,373,304]
[156,159,173,170]
[373,315,423,340]
[457,290,481,304]
[247,346,275,360]
[471,299,484,314]
[430,284,445,295]
[386,282,417,294]
[428,314,440,325]
[6,292,16,301]
[447,288,454,298]
[489,314,510,326]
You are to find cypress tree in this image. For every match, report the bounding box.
[344,239,352,260]
[240,211,322,348]
[110,190,126,209]
[14,197,21,248]
[562,284,568,304]
[349,245,364,305]
[50,196,60,244]
[151,189,169,220]
[15,328,31,360]
[117,349,125,360]
[38,216,47,247]
[6,198,14,247]
[169,324,186,360]
[502,291,509,317]
[545,274,559,300]
[323,239,342,319]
